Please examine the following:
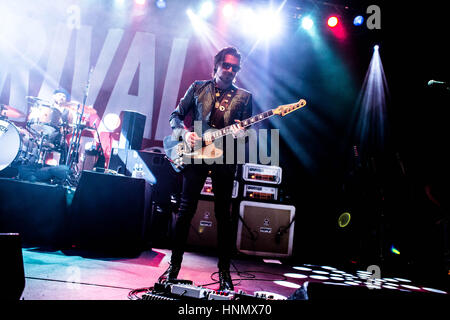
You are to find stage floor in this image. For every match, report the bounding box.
[20,246,449,301]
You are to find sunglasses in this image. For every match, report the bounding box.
[222,62,240,72]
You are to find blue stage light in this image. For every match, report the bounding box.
[155,0,166,9]
[301,17,314,30]
[353,15,364,26]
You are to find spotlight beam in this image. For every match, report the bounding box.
[353,45,389,153]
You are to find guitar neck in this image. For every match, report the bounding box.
[206,109,275,141]
[202,99,307,141]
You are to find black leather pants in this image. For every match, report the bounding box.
[170,163,236,270]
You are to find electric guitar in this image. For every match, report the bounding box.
[163,99,307,172]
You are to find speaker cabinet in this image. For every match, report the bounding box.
[187,200,218,249]
[0,178,67,247]
[236,201,296,258]
[0,233,25,300]
[108,149,181,205]
[119,111,146,150]
[69,170,150,254]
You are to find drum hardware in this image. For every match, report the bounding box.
[65,67,97,182]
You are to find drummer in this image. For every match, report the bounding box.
[51,88,74,125]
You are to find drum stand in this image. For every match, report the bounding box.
[65,68,94,186]
[65,106,85,179]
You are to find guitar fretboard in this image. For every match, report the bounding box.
[208,109,275,141]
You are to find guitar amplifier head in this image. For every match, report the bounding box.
[236,201,295,258]
[242,163,282,185]
[243,184,278,201]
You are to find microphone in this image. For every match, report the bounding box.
[427,80,450,91]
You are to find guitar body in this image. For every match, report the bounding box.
[163,135,223,172]
[163,135,184,172]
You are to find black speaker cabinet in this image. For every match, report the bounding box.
[0,233,25,300]
[236,201,296,258]
[108,149,181,205]
[0,178,67,247]
[119,110,146,150]
[69,170,150,254]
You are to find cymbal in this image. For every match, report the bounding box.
[0,104,25,118]
[26,96,51,104]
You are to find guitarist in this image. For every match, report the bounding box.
[159,47,252,291]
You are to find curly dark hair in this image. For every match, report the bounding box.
[213,46,241,76]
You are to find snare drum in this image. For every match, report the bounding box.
[27,105,62,136]
[0,119,39,171]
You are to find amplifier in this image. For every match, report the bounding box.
[200,177,239,199]
[243,184,278,201]
[242,163,282,185]
[236,201,295,258]
[187,199,218,249]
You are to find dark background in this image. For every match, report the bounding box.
[282,1,450,285]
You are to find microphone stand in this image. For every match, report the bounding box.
[66,68,94,173]
[92,121,106,172]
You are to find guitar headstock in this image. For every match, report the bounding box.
[273,99,307,117]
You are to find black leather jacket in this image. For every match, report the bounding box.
[169,80,252,139]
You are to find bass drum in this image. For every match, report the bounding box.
[0,119,39,171]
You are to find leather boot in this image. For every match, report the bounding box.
[218,269,234,291]
[158,263,181,283]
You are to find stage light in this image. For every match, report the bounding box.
[327,16,339,28]
[259,9,283,37]
[115,0,125,6]
[338,212,351,227]
[301,17,314,30]
[353,15,364,26]
[390,245,400,255]
[135,0,146,5]
[239,8,283,39]
[103,113,121,131]
[155,0,166,9]
[222,3,234,18]
[374,44,379,51]
[186,8,208,33]
[199,1,214,18]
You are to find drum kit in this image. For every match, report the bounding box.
[0,96,100,185]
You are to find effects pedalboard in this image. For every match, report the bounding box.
[142,280,274,301]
